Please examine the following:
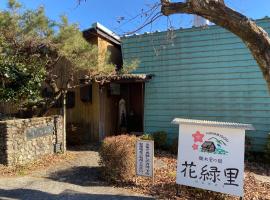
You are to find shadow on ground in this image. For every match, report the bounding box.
[0,188,154,200]
[67,144,100,152]
[47,166,105,186]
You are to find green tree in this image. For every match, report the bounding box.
[0,0,119,115]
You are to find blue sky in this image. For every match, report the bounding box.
[0,0,270,36]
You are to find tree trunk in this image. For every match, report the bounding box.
[161,0,270,90]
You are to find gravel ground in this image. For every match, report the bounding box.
[0,145,154,200]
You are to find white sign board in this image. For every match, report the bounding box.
[172,118,254,197]
[136,140,154,177]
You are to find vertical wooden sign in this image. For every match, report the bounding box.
[136,140,154,178]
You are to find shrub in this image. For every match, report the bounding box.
[140,133,153,140]
[245,135,253,160]
[170,137,179,155]
[99,135,138,183]
[153,131,167,149]
[245,135,252,150]
[265,133,270,162]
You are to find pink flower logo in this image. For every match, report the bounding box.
[192,131,204,151]
[192,131,204,143]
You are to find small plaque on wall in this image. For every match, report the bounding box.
[26,124,54,140]
[54,143,63,153]
[110,83,120,95]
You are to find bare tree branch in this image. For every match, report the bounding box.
[115,2,162,35]
[125,12,163,35]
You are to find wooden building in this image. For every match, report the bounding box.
[47,23,151,145]
[121,18,270,152]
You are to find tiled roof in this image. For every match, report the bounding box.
[93,73,152,83]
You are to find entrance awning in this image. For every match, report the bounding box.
[92,74,153,84]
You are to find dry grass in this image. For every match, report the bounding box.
[0,152,76,177]
[122,151,270,200]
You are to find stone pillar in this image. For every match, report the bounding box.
[0,122,8,165]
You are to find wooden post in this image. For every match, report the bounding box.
[62,91,67,153]
[141,83,144,132]
[176,185,180,197]
[152,141,155,185]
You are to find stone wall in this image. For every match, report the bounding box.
[0,116,64,166]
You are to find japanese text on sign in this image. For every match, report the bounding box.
[136,140,154,177]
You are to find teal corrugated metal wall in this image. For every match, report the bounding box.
[121,18,270,152]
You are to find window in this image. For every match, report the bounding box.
[53,91,75,109]
[66,91,75,108]
[80,84,92,103]
[42,87,53,98]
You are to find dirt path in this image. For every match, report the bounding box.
[0,145,154,200]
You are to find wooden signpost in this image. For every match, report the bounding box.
[135,140,154,183]
[172,118,254,198]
